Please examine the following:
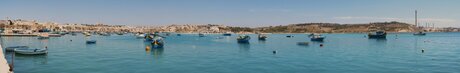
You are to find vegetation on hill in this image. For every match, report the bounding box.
[247,21,416,33]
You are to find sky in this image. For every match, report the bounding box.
[1,0,459,27]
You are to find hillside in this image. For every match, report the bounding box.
[246,21,417,33]
[1,19,419,33]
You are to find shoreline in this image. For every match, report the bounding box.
[2,19,459,34]
[0,45,12,73]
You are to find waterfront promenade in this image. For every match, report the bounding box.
[0,45,12,73]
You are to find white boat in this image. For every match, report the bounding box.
[136,33,145,38]
[37,33,50,39]
[83,32,91,36]
[14,48,48,55]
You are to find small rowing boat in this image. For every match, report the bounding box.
[237,35,251,43]
[86,40,97,44]
[14,48,48,55]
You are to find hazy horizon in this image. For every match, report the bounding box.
[1,0,459,27]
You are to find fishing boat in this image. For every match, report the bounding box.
[413,31,426,36]
[136,33,145,38]
[368,30,387,39]
[5,46,29,52]
[86,40,97,44]
[98,32,111,36]
[83,32,91,36]
[151,37,165,48]
[286,35,293,38]
[223,32,232,36]
[145,34,154,41]
[237,35,251,43]
[198,33,205,37]
[116,32,124,35]
[37,33,50,39]
[310,33,325,41]
[14,48,48,55]
[258,34,268,40]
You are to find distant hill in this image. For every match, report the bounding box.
[1,19,420,33]
[240,21,417,33]
[149,21,418,33]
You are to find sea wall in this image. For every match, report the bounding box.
[0,45,12,73]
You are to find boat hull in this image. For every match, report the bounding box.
[223,34,231,36]
[311,37,325,41]
[413,33,426,36]
[258,37,267,40]
[368,34,386,39]
[38,37,49,39]
[86,40,97,44]
[237,40,250,43]
[14,49,48,55]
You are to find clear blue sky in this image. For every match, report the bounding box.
[1,0,459,27]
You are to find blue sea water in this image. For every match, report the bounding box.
[2,33,460,73]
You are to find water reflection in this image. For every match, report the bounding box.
[238,43,250,53]
[14,54,48,64]
[368,38,387,46]
[369,38,387,42]
[151,48,164,58]
[311,40,324,43]
[258,40,266,44]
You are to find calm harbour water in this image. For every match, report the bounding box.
[2,33,460,73]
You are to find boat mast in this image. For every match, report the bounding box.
[415,10,418,27]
